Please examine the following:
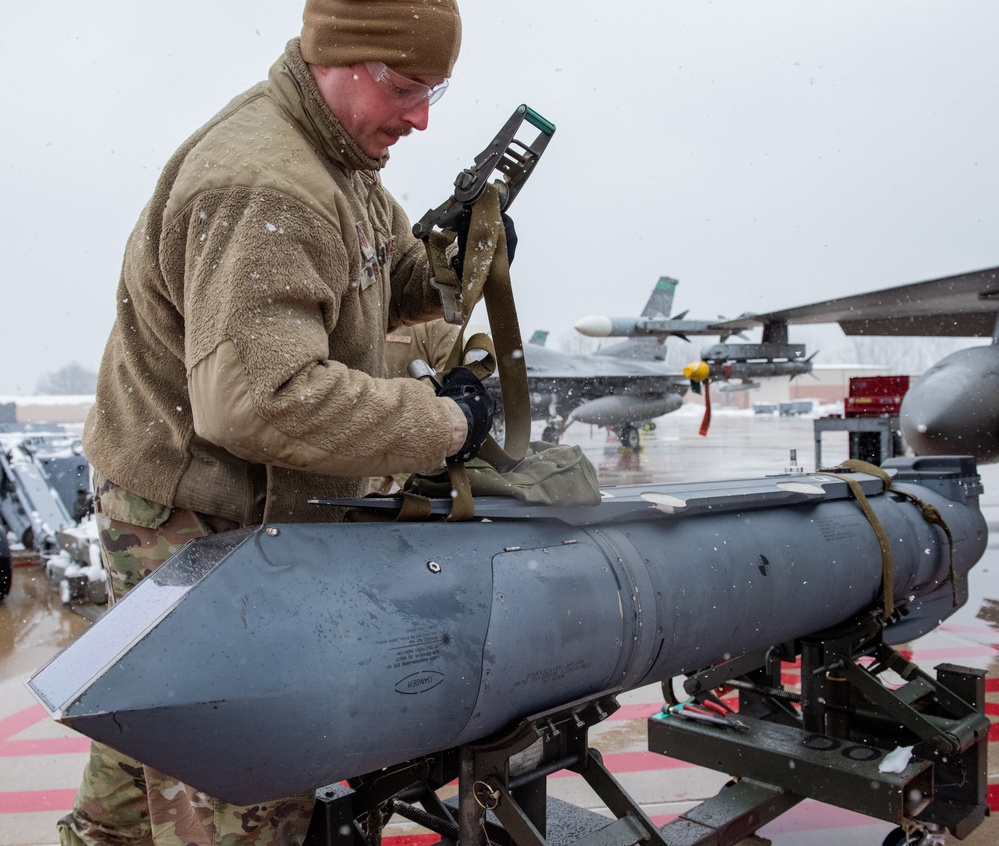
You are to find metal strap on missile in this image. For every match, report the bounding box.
[825,459,957,622]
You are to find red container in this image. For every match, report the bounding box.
[845,396,904,417]
[848,376,910,397]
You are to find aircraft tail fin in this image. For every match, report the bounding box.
[642,276,679,318]
[528,330,549,347]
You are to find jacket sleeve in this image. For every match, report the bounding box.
[384,190,446,327]
[176,187,454,477]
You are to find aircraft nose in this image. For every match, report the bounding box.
[900,346,999,463]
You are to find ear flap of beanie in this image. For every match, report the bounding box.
[301,0,462,78]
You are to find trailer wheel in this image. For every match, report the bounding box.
[882,826,933,846]
[0,533,11,601]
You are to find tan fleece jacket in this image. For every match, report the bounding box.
[384,320,463,378]
[83,39,453,524]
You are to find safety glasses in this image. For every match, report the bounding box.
[365,61,449,107]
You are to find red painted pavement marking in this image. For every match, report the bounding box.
[757,801,898,834]
[0,789,78,814]
[0,705,90,757]
[383,836,439,846]
[653,801,896,833]
[550,750,694,777]
[379,807,894,844]
[2,680,996,818]
[898,644,998,661]
[0,705,49,739]
[1,735,91,756]
[610,703,664,721]
[938,621,999,635]
[378,785,999,842]
[619,700,999,721]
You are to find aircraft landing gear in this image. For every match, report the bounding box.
[618,424,640,450]
[541,424,560,444]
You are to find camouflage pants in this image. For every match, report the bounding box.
[58,477,315,845]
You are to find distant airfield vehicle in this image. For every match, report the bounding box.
[0,424,100,603]
[0,425,90,557]
[0,532,9,601]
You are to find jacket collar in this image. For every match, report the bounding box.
[268,38,387,173]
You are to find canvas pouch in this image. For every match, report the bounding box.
[404,441,600,506]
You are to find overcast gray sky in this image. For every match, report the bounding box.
[2,1,996,394]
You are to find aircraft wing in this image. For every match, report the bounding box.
[711,265,999,337]
[521,344,678,382]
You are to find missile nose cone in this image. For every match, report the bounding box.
[575,316,613,337]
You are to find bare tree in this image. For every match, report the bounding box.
[36,363,98,395]
[662,337,703,370]
[553,330,600,355]
[840,336,970,376]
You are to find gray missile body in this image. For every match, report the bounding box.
[28,457,987,805]
[708,360,814,381]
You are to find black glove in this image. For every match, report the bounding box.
[502,212,518,264]
[437,366,495,462]
[452,211,518,280]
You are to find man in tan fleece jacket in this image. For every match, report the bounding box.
[62,1,496,844]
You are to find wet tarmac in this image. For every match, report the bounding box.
[1,410,996,846]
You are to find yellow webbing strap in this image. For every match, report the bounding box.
[857,462,959,609]
[902,493,958,608]
[422,182,532,520]
[344,491,434,523]
[444,457,475,522]
[459,331,497,383]
[444,183,531,465]
[824,461,897,622]
[825,459,958,622]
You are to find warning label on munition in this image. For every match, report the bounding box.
[513,658,591,688]
[377,626,451,670]
[813,516,854,543]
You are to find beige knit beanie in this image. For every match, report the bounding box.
[301,0,461,78]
